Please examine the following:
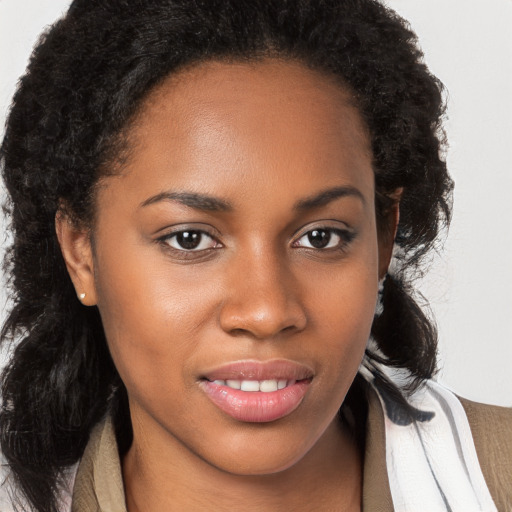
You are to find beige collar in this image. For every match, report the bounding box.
[71,414,126,512]
[71,387,393,512]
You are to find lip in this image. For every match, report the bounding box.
[199,359,313,423]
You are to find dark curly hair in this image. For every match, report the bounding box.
[0,1,452,510]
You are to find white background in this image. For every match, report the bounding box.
[1,0,511,406]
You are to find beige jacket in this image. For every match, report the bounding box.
[71,389,512,512]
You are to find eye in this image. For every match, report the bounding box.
[162,230,219,251]
[293,228,351,250]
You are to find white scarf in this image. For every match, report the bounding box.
[360,366,497,512]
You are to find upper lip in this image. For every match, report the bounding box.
[201,359,314,382]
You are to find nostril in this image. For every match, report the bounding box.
[227,323,301,338]
[228,327,252,338]
[220,296,308,338]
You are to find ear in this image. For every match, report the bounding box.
[55,208,97,306]
[377,188,403,280]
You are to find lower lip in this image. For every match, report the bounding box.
[200,380,311,423]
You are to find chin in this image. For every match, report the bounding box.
[211,450,308,477]
[192,421,330,478]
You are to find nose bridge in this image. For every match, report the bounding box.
[219,243,306,338]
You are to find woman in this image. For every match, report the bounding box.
[0,1,510,511]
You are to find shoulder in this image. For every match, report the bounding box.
[459,396,512,510]
[362,369,511,511]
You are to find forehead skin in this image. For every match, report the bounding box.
[105,58,374,217]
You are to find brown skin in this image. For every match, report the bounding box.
[57,59,399,511]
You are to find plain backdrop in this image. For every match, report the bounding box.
[1,0,511,406]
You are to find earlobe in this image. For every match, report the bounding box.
[55,209,97,306]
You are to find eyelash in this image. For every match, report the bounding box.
[157,226,355,259]
[157,229,221,258]
[292,227,355,251]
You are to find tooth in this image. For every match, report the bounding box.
[226,379,241,390]
[240,380,260,392]
[213,380,226,386]
[260,380,278,392]
[277,380,287,390]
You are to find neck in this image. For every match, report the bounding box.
[123,415,362,512]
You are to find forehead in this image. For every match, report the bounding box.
[138,58,371,155]
[102,58,374,211]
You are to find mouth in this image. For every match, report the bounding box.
[205,378,300,392]
[199,360,313,423]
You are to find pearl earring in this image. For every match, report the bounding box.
[79,293,86,301]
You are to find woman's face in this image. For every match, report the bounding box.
[68,59,391,474]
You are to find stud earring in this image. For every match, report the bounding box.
[79,293,86,301]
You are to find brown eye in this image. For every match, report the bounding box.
[165,230,218,251]
[295,228,344,250]
[307,229,332,249]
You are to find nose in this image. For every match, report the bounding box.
[219,250,307,339]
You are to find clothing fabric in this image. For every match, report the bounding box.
[1,377,511,511]
[361,368,498,511]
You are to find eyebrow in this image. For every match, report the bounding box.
[140,185,364,213]
[294,186,365,210]
[140,191,233,212]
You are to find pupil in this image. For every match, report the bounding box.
[308,229,330,248]
[177,231,201,249]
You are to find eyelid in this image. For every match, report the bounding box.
[292,220,351,240]
[153,222,221,238]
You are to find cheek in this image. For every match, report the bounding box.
[91,236,222,399]
[310,276,375,374]
[302,244,378,388]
